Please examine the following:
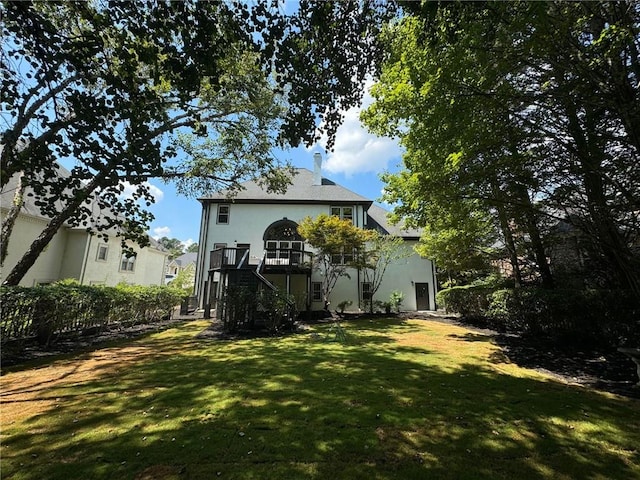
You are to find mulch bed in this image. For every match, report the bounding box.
[402,311,639,399]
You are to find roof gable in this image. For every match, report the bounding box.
[366,204,422,239]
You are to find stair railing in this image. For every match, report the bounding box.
[237,249,250,269]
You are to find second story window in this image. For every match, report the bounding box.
[120,253,136,272]
[331,247,356,265]
[96,244,108,261]
[331,206,353,223]
[217,204,230,224]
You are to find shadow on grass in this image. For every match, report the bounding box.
[448,333,494,343]
[2,319,639,480]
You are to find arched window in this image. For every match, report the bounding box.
[263,219,304,260]
[263,219,303,242]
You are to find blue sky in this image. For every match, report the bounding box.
[145,84,405,248]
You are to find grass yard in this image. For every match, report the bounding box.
[1,317,639,480]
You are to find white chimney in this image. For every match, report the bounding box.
[313,152,322,186]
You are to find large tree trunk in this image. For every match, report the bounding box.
[1,172,26,266]
[492,182,522,288]
[2,173,105,286]
[515,185,554,289]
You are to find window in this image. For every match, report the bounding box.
[362,282,372,301]
[120,253,136,272]
[331,206,353,223]
[331,247,356,265]
[312,282,322,302]
[217,204,230,224]
[96,244,108,261]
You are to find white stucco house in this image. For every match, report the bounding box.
[194,153,437,316]
[0,169,169,287]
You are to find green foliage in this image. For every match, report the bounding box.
[219,285,256,333]
[3,318,639,479]
[336,300,353,313]
[257,290,297,333]
[357,232,412,312]
[219,286,296,334]
[170,264,196,296]
[2,0,392,285]
[158,237,185,259]
[389,290,404,313]
[438,285,640,349]
[437,285,493,319]
[363,2,640,297]
[0,283,184,347]
[298,214,374,308]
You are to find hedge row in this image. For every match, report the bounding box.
[437,286,640,348]
[1,283,185,346]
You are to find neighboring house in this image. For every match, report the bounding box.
[0,169,169,287]
[165,252,197,286]
[194,153,437,315]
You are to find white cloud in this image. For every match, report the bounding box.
[152,226,171,240]
[119,181,164,202]
[182,238,195,249]
[311,81,403,177]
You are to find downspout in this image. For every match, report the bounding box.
[431,260,438,310]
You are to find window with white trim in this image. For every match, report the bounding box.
[311,282,322,302]
[331,247,356,265]
[217,204,230,224]
[362,282,372,301]
[120,253,136,272]
[96,244,108,261]
[330,206,353,223]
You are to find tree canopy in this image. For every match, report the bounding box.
[298,213,374,309]
[363,1,640,297]
[1,0,394,285]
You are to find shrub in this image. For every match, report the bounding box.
[436,285,493,319]
[219,285,256,332]
[257,290,297,333]
[0,283,184,346]
[336,300,352,313]
[437,285,639,349]
[389,291,404,312]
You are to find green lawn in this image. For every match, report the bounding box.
[1,318,638,480]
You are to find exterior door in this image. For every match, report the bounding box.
[415,283,430,310]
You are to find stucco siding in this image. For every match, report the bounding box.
[0,213,67,286]
[59,231,89,281]
[197,202,436,312]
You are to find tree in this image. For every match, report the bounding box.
[298,214,374,310]
[1,0,394,285]
[186,243,199,254]
[158,237,185,260]
[363,1,640,298]
[355,231,412,313]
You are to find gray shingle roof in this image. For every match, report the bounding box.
[366,203,422,239]
[199,168,373,206]
[173,252,197,266]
